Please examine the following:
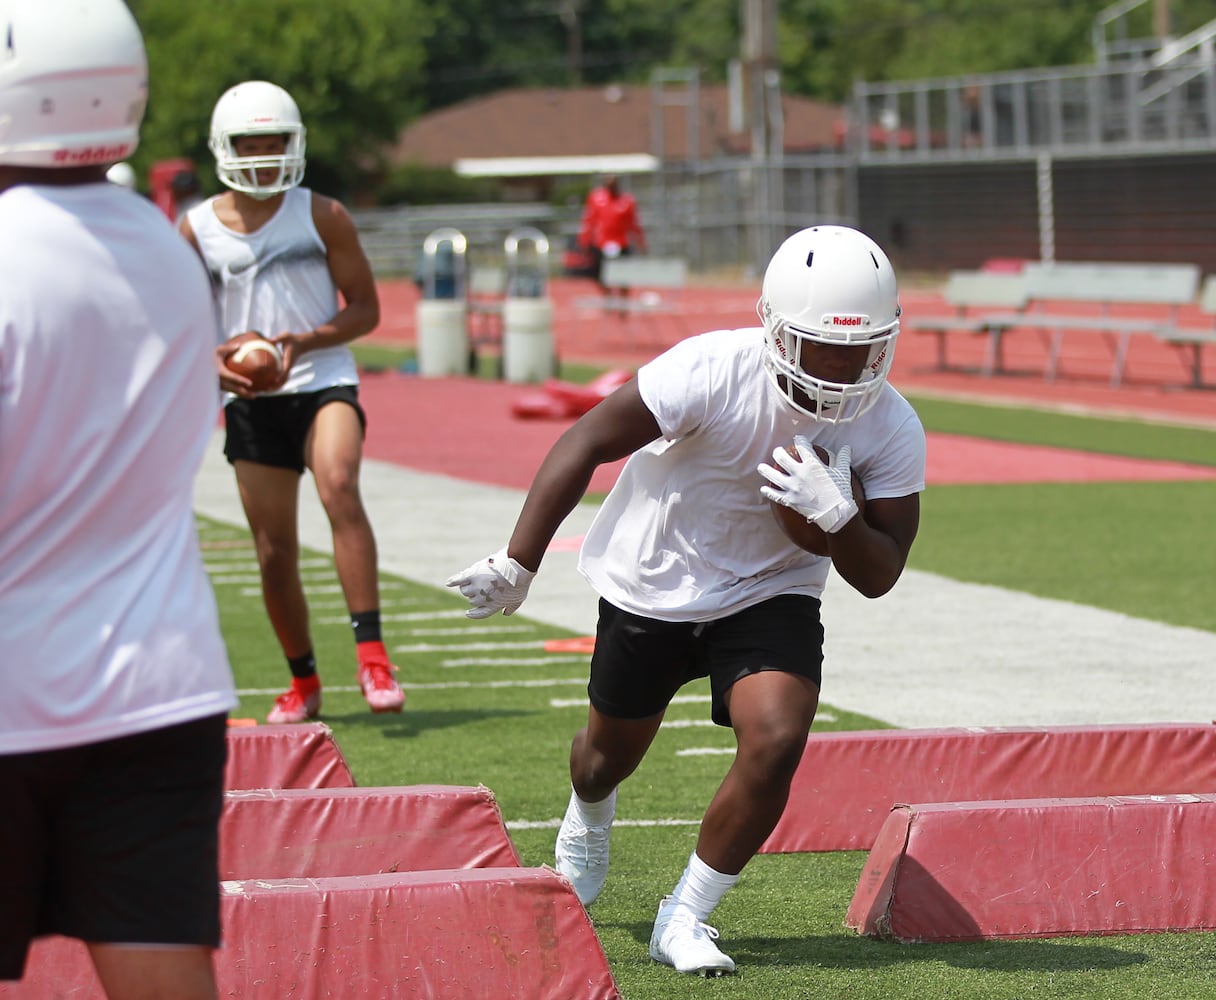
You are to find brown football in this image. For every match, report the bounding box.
[223,332,283,392]
[769,443,866,556]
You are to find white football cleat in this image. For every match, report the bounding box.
[554,790,614,905]
[649,897,736,977]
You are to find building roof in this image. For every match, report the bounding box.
[391,83,843,176]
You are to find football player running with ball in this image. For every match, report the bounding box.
[448,226,926,976]
[180,81,404,725]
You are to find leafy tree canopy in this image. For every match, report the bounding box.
[124,0,1216,195]
[128,0,430,197]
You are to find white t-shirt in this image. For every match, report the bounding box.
[187,186,358,394]
[578,328,927,622]
[0,182,237,753]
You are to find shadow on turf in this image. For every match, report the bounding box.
[603,922,1149,972]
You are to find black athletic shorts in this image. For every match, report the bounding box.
[224,385,366,473]
[587,593,824,728]
[0,714,229,980]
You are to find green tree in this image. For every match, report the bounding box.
[129,0,431,197]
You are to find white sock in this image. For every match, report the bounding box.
[567,785,617,827]
[668,851,739,921]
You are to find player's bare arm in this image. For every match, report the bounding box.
[825,491,920,598]
[508,380,662,571]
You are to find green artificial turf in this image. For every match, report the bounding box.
[199,393,1216,999]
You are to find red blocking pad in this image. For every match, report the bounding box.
[760,724,1216,853]
[220,785,521,878]
[3,869,622,999]
[224,722,356,790]
[846,793,1216,942]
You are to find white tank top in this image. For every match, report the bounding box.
[188,186,357,394]
[0,182,237,752]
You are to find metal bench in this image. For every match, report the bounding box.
[575,256,688,315]
[976,261,1200,386]
[1154,273,1216,389]
[909,270,1030,373]
[914,262,1204,387]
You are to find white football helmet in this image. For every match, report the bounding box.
[758,225,901,423]
[208,81,306,198]
[0,0,147,168]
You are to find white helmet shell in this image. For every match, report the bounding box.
[0,0,147,168]
[208,81,306,199]
[758,225,901,423]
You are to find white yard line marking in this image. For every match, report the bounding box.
[312,598,429,615]
[235,677,589,697]
[242,580,406,597]
[508,817,699,830]
[398,625,539,637]
[393,640,557,653]
[442,657,586,667]
[549,694,710,708]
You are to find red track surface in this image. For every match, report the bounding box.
[359,277,1216,492]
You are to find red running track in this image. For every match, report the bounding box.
[358,371,1216,493]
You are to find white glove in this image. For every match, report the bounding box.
[445,547,537,619]
[758,438,858,534]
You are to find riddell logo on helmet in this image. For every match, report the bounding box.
[825,314,867,327]
[52,144,135,165]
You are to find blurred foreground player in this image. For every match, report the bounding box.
[448,226,926,975]
[0,1,237,996]
[181,80,403,724]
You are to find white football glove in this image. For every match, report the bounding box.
[758,438,858,534]
[445,547,537,620]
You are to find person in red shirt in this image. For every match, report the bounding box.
[578,174,647,297]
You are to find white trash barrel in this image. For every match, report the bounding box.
[502,296,555,382]
[416,299,468,377]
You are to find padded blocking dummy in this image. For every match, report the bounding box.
[5,868,622,999]
[761,723,1216,853]
[846,793,1216,942]
[220,784,521,878]
[224,722,356,790]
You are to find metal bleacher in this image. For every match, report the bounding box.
[848,5,1216,165]
[351,202,563,279]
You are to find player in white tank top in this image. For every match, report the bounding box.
[180,80,404,725]
[447,227,926,976]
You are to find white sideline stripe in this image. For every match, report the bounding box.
[508,817,699,831]
[235,677,588,696]
[442,656,586,667]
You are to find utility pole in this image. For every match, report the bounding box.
[1153,0,1171,40]
[559,0,584,84]
[741,0,783,275]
